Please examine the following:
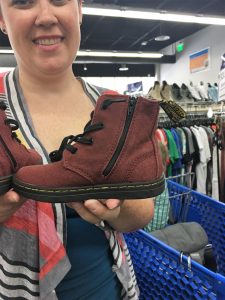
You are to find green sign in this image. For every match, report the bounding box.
[177,43,184,53]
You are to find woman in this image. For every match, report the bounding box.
[0,0,154,299]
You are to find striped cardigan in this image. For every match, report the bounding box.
[0,69,139,300]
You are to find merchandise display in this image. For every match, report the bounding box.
[1,0,224,298]
[147,80,162,100]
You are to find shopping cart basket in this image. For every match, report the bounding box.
[124,177,225,300]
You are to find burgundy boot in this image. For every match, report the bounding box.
[13,95,165,202]
[0,101,42,194]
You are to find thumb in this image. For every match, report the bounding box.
[4,190,21,203]
[105,199,121,210]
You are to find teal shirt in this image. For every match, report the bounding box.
[56,208,122,299]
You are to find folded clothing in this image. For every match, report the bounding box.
[150,222,209,265]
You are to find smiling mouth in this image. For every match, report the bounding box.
[33,38,63,46]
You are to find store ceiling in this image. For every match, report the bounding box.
[0,0,225,76]
[81,0,225,52]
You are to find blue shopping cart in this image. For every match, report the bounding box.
[125,179,225,300]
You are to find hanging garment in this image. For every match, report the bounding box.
[163,129,179,177]
[202,126,214,196]
[220,119,225,202]
[170,128,183,176]
[212,144,220,200]
[191,126,211,194]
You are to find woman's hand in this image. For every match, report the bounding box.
[0,190,26,223]
[67,197,154,232]
[67,199,122,226]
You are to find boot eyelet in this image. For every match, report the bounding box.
[71,147,77,154]
[4,119,19,131]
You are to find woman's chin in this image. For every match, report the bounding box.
[38,62,70,75]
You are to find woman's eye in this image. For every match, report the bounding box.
[12,0,34,7]
[52,0,68,6]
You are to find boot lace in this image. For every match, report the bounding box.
[0,101,21,143]
[49,121,104,162]
[49,98,126,162]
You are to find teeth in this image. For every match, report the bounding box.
[35,38,61,45]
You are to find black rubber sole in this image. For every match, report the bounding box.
[0,175,12,195]
[12,175,165,203]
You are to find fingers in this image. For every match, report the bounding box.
[0,190,26,223]
[67,201,102,225]
[3,189,22,204]
[104,198,121,210]
[67,199,122,225]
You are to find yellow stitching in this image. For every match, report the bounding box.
[0,178,10,183]
[16,177,165,194]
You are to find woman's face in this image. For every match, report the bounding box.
[0,0,82,75]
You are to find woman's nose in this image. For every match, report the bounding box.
[35,3,58,27]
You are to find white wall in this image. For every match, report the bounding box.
[0,67,156,95]
[85,76,156,95]
[159,25,225,85]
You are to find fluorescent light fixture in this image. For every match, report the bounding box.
[0,49,14,54]
[155,35,170,41]
[77,50,163,59]
[119,64,129,71]
[0,49,163,59]
[82,7,225,26]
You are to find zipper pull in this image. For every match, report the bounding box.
[101,98,126,110]
[128,97,137,115]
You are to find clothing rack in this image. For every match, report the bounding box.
[159,101,221,115]
[158,111,214,128]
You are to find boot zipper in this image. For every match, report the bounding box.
[103,97,137,176]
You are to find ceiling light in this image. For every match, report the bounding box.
[0,49,163,59]
[82,6,225,26]
[0,49,14,54]
[141,41,148,46]
[154,35,170,41]
[119,64,129,71]
[77,50,163,59]
[83,65,87,71]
